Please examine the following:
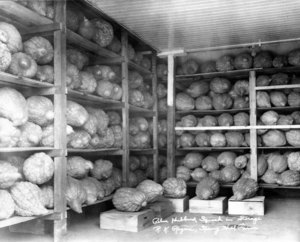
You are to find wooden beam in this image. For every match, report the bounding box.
[158,48,186,58]
[175,126,251,131]
[167,54,176,178]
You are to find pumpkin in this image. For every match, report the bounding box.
[257,91,271,108]
[23,36,53,64]
[191,168,208,182]
[232,178,259,200]
[0,118,21,147]
[195,96,213,110]
[162,178,187,198]
[287,152,300,171]
[196,177,220,200]
[234,154,249,169]
[77,71,97,94]
[0,22,22,53]
[68,130,91,149]
[9,52,38,78]
[276,170,300,186]
[67,156,93,178]
[66,48,89,70]
[176,166,191,181]
[81,177,98,205]
[36,65,54,83]
[0,40,11,72]
[176,92,195,111]
[220,165,241,183]
[27,96,54,126]
[225,131,245,147]
[91,159,113,180]
[286,130,300,147]
[210,133,226,147]
[210,77,231,94]
[78,18,96,40]
[23,152,54,185]
[234,53,253,69]
[66,101,89,127]
[85,177,105,200]
[91,18,114,47]
[112,188,147,212]
[0,190,15,219]
[18,122,42,147]
[216,55,234,72]
[40,185,54,209]
[0,162,22,189]
[182,152,203,169]
[201,156,219,172]
[195,132,211,147]
[267,152,287,173]
[254,51,273,68]
[262,130,286,147]
[65,176,86,213]
[136,179,163,203]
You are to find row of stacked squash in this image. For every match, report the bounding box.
[175,151,300,186]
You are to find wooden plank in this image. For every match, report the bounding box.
[67,148,123,155]
[175,126,251,131]
[257,106,300,112]
[167,54,176,178]
[20,23,62,36]
[228,196,265,216]
[254,125,300,130]
[129,105,155,115]
[258,146,300,150]
[128,61,152,75]
[100,209,155,232]
[255,84,300,90]
[176,108,250,116]
[130,149,156,155]
[164,196,189,213]
[249,70,257,181]
[178,147,250,151]
[189,196,227,214]
[147,198,174,219]
[121,30,130,187]
[152,53,159,182]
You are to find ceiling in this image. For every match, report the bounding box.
[86,0,300,53]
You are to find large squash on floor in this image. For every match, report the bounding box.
[196,177,220,200]
[136,179,163,203]
[232,178,259,200]
[112,188,147,212]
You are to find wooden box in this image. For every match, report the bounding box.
[164,196,189,213]
[228,196,265,216]
[189,196,227,214]
[148,198,174,219]
[99,209,154,232]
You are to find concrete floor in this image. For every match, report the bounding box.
[0,198,300,242]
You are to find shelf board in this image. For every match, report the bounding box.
[255,125,300,130]
[130,149,155,154]
[176,68,261,81]
[129,105,155,115]
[67,89,124,107]
[175,126,251,131]
[128,61,152,76]
[257,106,300,113]
[67,30,120,59]
[256,84,300,91]
[0,147,63,157]
[258,146,300,150]
[256,66,300,75]
[178,147,250,151]
[67,148,123,155]
[0,210,54,229]
[187,182,234,188]
[176,108,250,116]
[188,182,300,189]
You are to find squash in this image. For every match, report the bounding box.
[36,65,54,83]
[225,132,245,147]
[96,80,114,98]
[91,128,115,148]
[176,166,191,181]
[66,101,89,127]
[273,55,287,68]
[107,37,121,53]
[257,91,271,108]
[11,181,49,216]
[136,179,163,203]
[179,133,195,148]
[18,122,42,147]
[67,156,93,178]
[27,96,54,126]
[254,51,273,68]
[191,168,208,182]
[129,156,140,171]
[181,59,199,74]
[234,53,253,69]
[182,152,203,169]
[127,44,135,60]
[66,5,84,32]
[0,118,21,147]
[216,55,234,72]
[195,96,213,110]
[176,92,195,111]
[210,77,231,94]
[234,154,249,169]
[23,36,53,64]
[23,152,54,185]
[195,132,211,147]
[84,177,105,200]
[66,48,89,70]
[129,131,151,149]
[81,177,98,205]
[276,170,300,186]
[257,154,268,177]
[78,18,96,40]
[270,91,287,107]
[267,153,287,173]
[210,133,226,147]
[67,130,91,149]
[234,112,249,126]
[91,18,114,47]
[27,0,47,16]
[201,156,219,172]
[66,62,80,89]
[271,73,288,86]
[220,165,241,183]
[261,169,279,184]
[111,168,122,188]
[209,170,222,182]
[218,113,233,126]
[159,167,168,183]
[260,111,279,125]
[288,92,300,106]
[111,83,123,101]
[186,81,209,98]
[0,190,15,219]
[112,188,147,212]
[0,41,11,72]
[65,176,86,213]
[217,152,237,167]
[287,152,300,171]
[141,56,151,70]
[9,52,38,78]
[107,111,121,125]
[232,178,259,200]
[82,113,98,136]
[212,93,233,110]
[162,178,186,198]
[40,185,54,209]
[85,65,116,81]
[0,22,22,53]
[111,125,123,148]
[196,177,220,200]
[86,108,109,135]
[0,162,22,189]
[77,71,97,94]
[41,124,74,147]
[91,159,113,180]
[262,130,286,147]
[286,130,300,147]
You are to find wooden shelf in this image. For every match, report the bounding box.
[0,210,54,229]
[130,149,155,154]
[188,182,300,189]
[258,146,300,150]
[177,147,250,151]
[176,108,250,116]
[255,125,300,130]
[0,147,64,157]
[128,61,152,75]
[67,89,124,107]
[256,84,300,91]
[129,105,155,115]
[175,126,251,131]
[255,66,300,75]
[257,106,300,113]
[67,148,123,155]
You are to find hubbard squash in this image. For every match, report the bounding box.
[36,65,54,83]
[261,170,279,184]
[0,40,11,71]
[201,156,219,172]
[9,52,37,78]
[0,190,15,219]
[196,177,220,200]
[66,101,89,127]
[67,156,93,179]
[0,162,22,189]
[162,178,186,198]
[81,177,98,205]
[220,165,241,183]
[0,118,21,147]
[191,168,208,182]
[91,159,113,180]
[0,22,22,53]
[78,18,96,40]
[232,178,259,200]
[176,166,191,181]
[287,152,300,171]
[85,177,105,200]
[136,179,163,203]
[276,170,300,186]
[18,122,42,147]
[91,18,114,47]
[112,188,147,212]
[40,185,54,209]
[67,130,91,149]
[216,55,234,72]
[65,176,87,213]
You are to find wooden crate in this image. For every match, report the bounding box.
[228,196,265,216]
[148,198,174,219]
[164,196,189,213]
[99,209,155,232]
[189,196,227,214]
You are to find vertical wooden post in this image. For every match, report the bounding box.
[167,54,175,178]
[121,30,129,187]
[249,70,258,181]
[152,53,159,182]
[53,0,67,241]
